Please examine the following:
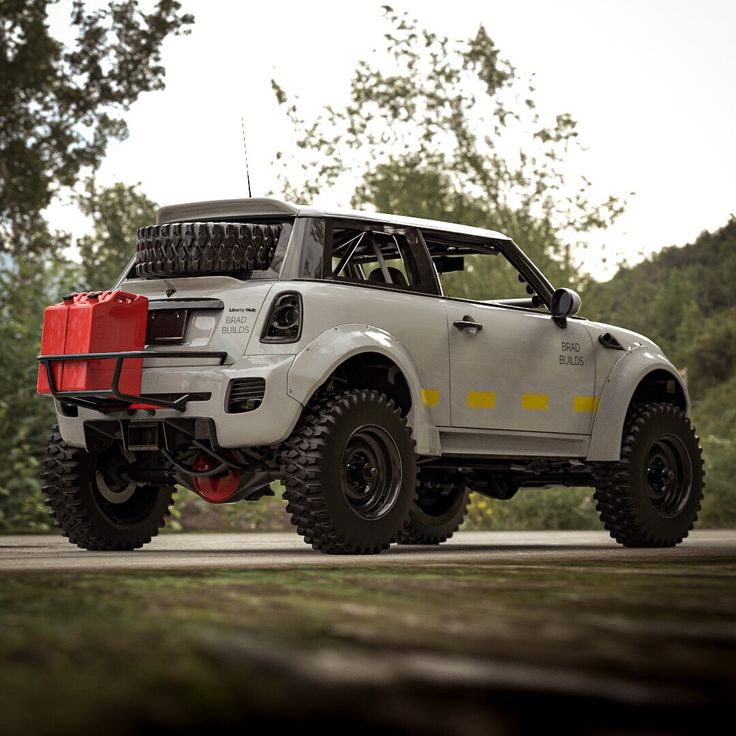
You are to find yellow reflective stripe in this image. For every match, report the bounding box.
[573,395,599,412]
[421,389,440,407]
[521,393,549,410]
[467,391,496,409]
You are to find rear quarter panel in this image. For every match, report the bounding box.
[253,281,449,454]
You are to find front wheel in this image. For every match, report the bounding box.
[281,390,417,554]
[42,428,174,550]
[593,403,704,547]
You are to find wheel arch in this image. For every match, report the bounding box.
[587,348,689,461]
[287,324,440,455]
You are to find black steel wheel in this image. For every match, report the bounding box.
[594,403,704,547]
[645,437,692,518]
[397,472,470,545]
[281,390,417,554]
[42,427,174,551]
[341,426,402,520]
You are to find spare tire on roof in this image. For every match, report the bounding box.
[135,221,282,278]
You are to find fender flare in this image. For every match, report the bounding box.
[587,347,689,461]
[287,324,440,455]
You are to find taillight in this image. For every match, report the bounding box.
[261,292,302,343]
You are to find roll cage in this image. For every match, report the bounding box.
[283,216,556,311]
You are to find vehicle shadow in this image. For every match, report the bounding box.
[135,542,624,557]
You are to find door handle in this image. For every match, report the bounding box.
[453,316,483,334]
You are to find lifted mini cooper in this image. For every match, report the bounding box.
[38,198,704,553]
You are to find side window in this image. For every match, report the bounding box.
[424,233,537,303]
[329,225,435,293]
[296,217,325,279]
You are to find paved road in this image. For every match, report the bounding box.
[1,529,734,572]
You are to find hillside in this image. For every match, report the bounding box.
[584,217,736,525]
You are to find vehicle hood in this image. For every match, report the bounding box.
[582,319,662,353]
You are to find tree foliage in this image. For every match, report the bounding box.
[272,6,625,287]
[0,252,79,530]
[0,0,190,529]
[77,179,157,289]
[585,218,736,382]
[585,217,736,526]
[0,178,159,530]
[0,0,192,258]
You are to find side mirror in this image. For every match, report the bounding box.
[550,288,581,326]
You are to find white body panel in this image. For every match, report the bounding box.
[445,301,596,435]
[284,281,449,455]
[586,346,687,461]
[286,323,441,456]
[120,275,276,358]
[57,354,304,449]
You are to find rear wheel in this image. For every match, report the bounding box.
[593,403,704,547]
[281,390,417,554]
[397,473,470,545]
[42,427,174,551]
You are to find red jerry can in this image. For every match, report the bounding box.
[38,291,149,396]
[63,291,149,394]
[37,294,77,393]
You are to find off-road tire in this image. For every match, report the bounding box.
[594,403,704,547]
[42,427,174,551]
[397,478,470,545]
[135,221,282,278]
[281,390,417,554]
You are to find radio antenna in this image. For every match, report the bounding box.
[240,115,252,198]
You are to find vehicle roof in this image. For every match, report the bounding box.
[156,198,512,242]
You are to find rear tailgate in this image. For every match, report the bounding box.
[119,275,274,365]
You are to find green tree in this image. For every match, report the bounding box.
[692,373,736,527]
[272,6,625,290]
[0,251,80,530]
[0,180,160,530]
[0,1,192,530]
[77,180,158,289]
[0,0,192,259]
[353,155,574,298]
[585,217,736,527]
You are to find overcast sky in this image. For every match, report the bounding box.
[46,0,735,280]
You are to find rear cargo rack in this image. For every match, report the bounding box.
[37,350,227,412]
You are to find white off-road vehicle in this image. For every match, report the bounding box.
[39,199,704,553]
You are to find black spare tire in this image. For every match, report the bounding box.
[135,221,282,278]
